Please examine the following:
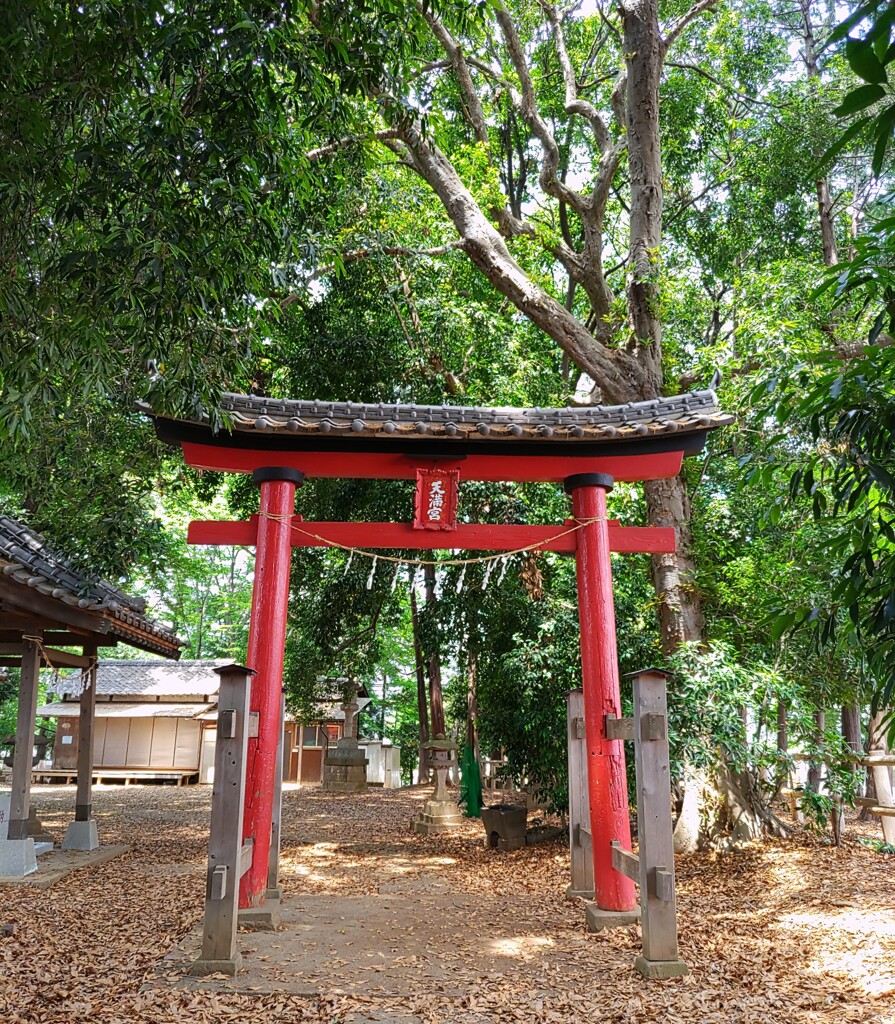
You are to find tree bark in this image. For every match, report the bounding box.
[621,0,664,383]
[409,580,430,784]
[776,698,789,791]
[816,179,839,266]
[466,647,479,761]
[423,563,446,739]
[643,475,704,653]
[808,709,825,791]
[842,703,863,795]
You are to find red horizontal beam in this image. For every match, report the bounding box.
[180,442,684,484]
[187,518,675,554]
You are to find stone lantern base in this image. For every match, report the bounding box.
[322,744,368,793]
[413,767,464,834]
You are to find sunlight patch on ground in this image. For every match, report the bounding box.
[487,935,555,960]
[779,908,895,998]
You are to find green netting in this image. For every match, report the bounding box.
[458,743,483,818]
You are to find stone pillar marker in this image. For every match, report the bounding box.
[322,681,368,793]
[413,736,463,834]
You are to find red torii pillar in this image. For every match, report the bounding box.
[239,467,303,915]
[566,473,637,920]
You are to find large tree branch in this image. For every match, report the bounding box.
[493,8,589,217]
[307,129,401,162]
[544,3,612,155]
[422,8,490,145]
[663,0,720,52]
[391,121,648,402]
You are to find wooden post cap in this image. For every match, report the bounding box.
[624,667,668,680]
[213,664,257,678]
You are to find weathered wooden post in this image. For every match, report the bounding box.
[567,689,594,899]
[63,647,100,851]
[266,692,286,905]
[0,637,42,876]
[190,664,256,977]
[628,668,688,979]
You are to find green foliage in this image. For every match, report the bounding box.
[665,642,781,777]
[753,346,895,706]
[824,0,895,174]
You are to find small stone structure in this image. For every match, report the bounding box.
[481,803,528,851]
[413,736,463,834]
[322,684,368,793]
[0,793,54,874]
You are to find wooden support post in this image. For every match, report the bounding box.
[630,668,688,978]
[1,637,41,875]
[266,693,286,902]
[7,638,41,840]
[190,664,254,977]
[63,647,100,851]
[567,690,594,899]
[867,726,895,846]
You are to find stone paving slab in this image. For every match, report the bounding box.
[0,843,130,887]
[151,890,616,998]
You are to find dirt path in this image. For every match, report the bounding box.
[1,784,893,1023]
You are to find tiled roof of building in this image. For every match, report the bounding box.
[54,659,226,698]
[0,517,182,657]
[147,390,732,447]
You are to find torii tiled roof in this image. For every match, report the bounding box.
[145,389,732,456]
[0,517,182,657]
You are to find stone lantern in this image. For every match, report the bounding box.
[412,735,463,834]
[321,680,368,792]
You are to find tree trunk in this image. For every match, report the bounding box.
[776,698,789,792]
[816,179,839,266]
[777,699,788,753]
[808,709,825,792]
[466,647,479,762]
[409,581,430,784]
[428,655,445,738]
[842,703,863,796]
[621,0,664,374]
[423,563,446,739]
[643,475,704,654]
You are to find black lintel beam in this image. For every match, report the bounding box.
[0,580,111,635]
[0,630,117,647]
[0,644,92,668]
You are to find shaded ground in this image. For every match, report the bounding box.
[0,783,893,1023]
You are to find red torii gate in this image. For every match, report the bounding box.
[146,390,729,927]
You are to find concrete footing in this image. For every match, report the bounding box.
[566,885,595,899]
[634,955,689,979]
[411,815,464,831]
[62,819,99,852]
[238,898,281,931]
[0,838,37,877]
[585,905,639,932]
[188,953,243,977]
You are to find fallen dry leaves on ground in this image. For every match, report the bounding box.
[0,784,893,1024]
